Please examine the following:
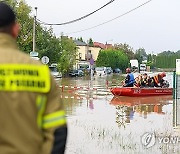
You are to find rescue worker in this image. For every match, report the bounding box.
[134,74,142,87]
[0,2,67,154]
[152,72,166,87]
[134,76,141,87]
[123,68,135,87]
[147,76,154,87]
[140,73,150,88]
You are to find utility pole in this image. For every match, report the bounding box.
[33,7,37,52]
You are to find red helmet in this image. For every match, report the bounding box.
[160,72,166,77]
[126,68,131,73]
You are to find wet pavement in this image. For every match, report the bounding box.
[56,73,179,154]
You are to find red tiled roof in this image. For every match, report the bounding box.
[93,42,113,49]
[93,42,105,49]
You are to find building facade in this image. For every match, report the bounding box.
[74,40,113,69]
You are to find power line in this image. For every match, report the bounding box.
[65,0,152,35]
[37,0,115,26]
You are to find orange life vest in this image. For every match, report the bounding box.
[154,75,159,84]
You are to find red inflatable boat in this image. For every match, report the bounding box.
[110,87,173,97]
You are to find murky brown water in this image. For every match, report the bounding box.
[56,73,180,154]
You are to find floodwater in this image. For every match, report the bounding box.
[56,72,180,154]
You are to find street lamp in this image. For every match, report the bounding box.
[33,7,37,52]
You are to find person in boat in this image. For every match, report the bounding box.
[161,80,170,88]
[140,73,155,88]
[152,72,167,87]
[134,76,140,87]
[123,68,135,87]
[134,74,142,87]
[147,76,154,87]
[140,73,149,87]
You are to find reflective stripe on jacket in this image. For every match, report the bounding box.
[154,74,163,84]
[154,75,159,84]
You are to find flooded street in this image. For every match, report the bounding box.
[57,73,179,154]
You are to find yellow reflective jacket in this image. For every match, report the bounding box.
[0,33,66,154]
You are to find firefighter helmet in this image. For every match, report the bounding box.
[160,72,166,77]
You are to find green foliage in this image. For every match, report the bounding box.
[58,37,77,74]
[7,0,34,53]
[114,43,134,60]
[36,26,62,64]
[134,48,147,63]
[147,54,152,62]
[77,37,84,42]
[88,38,94,47]
[96,49,129,71]
[158,50,175,56]
[146,61,155,69]
[4,0,17,7]
[155,52,180,68]
[149,50,180,68]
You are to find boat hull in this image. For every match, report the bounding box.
[110,87,173,97]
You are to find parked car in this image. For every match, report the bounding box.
[49,66,62,78]
[77,69,84,76]
[95,67,107,76]
[106,67,113,74]
[113,68,122,73]
[69,69,84,77]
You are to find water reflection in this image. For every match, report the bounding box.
[110,96,173,128]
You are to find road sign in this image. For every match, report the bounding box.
[30,57,39,61]
[176,59,180,74]
[30,51,39,57]
[89,58,94,65]
[41,56,49,64]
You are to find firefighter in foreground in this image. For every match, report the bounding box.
[0,2,67,154]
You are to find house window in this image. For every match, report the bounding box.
[79,53,82,60]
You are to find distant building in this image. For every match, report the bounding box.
[74,40,87,61]
[74,39,113,69]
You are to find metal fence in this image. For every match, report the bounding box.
[178,101,180,127]
[173,71,180,128]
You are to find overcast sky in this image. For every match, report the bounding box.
[25,0,180,54]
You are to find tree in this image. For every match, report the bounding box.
[58,37,77,75]
[77,37,84,42]
[88,38,94,47]
[96,49,129,71]
[134,48,147,64]
[154,50,180,68]
[5,0,17,8]
[114,43,134,60]
[36,26,62,64]
[6,0,34,53]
